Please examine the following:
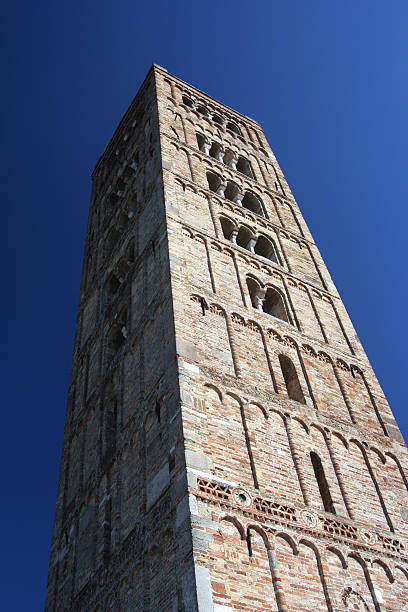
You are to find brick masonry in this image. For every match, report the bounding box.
[45,64,408,611]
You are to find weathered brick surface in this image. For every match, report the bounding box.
[46,65,408,610]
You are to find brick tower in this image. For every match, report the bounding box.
[45,65,408,611]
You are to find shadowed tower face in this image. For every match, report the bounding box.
[46,65,408,611]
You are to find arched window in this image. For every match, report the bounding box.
[206,171,221,193]
[105,227,120,259]
[108,191,119,206]
[196,104,209,117]
[213,114,224,126]
[224,181,240,202]
[104,272,121,301]
[107,325,125,354]
[237,156,254,178]
[220,217,236,241]
[182,96,194,108]
[242,192,264,216]
[106,308,127,359]
[310,452,336,514]
[196,133,206,151]
[126,238,135,262]
[223,149,237,169]
[118,211,129,230]
[235,226,253,250]
[278,355,305,403]
[123,160,137,179]
[254,235,279,263]
[117,239,135,277]
[246,278,262,310]
[226,121,242,136]
[263,288,290,322]
[209,141,222,160]
[117,178,126,191]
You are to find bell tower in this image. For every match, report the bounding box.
[46,65,408,611]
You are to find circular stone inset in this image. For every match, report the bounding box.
[360,529,377,547]
[232,487,252,508]
[299,509,318,529]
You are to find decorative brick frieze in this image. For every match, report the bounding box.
[192,475,407,561]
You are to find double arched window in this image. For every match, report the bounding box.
[246,278,291,323]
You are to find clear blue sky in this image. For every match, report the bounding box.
[1,1,407,608]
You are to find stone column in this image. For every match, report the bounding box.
[247,237,257,253]
[230,229,239,245]
[228,156,238,171]
[254,287,266,312]
[216,182,227,197]
[216,150,225,163]
[233,192,244,206]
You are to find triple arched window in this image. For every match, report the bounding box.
[197,134,254,179]
[220,217,280,265]
[207,172,266,217]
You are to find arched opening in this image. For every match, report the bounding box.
[106,309,127,359]
[236,226,253,250]
[108,191,119,206]
[117,239,135,278]
[223,149,237,170]
[123,162,136,179]
[107,325,125,354]
[118,211,128,229]
[246,277,262,310]
[254,235,278,263]
[182,96,194,108]
[213,114,224,126]
[206,171,221,193]
[126,238,135,262]
[220,217,236,241]
[117,178,126,191]
[310,452,336,514]
[105,273,121,300]
[224,181,240,202]
[117,256,129,277]
[242,192,264,216]
[209,141,222,160]
[105,227,120,259]
[278,354,305,403]
[196,104,209,117]
[237,156,254,178]
[263,288,289,322]
[226,121,242,136]
[196,133,206,151]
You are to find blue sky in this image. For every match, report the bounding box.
[1,1,408,608]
